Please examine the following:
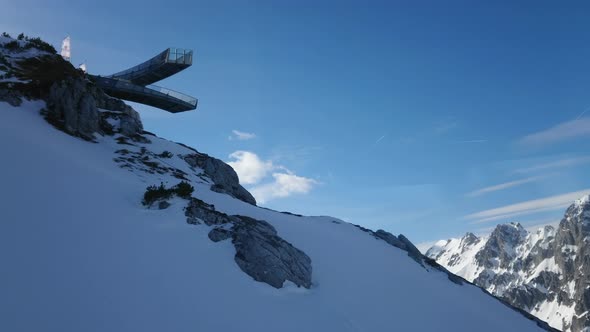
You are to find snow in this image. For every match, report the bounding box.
[531,300,575,331]
[428,220,589,330]
[527,257,561,282]
[576,195,590,207]
[0,37,51,84]
[0,100,546,331]
[429,234,487,281]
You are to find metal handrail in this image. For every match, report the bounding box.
[92,76,197,107]
[147,84,197,106]
[108,49,168,79]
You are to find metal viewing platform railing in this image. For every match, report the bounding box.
[91,48,197,113]
[91,76,197,113]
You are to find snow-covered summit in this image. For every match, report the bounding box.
[427,198,590,331]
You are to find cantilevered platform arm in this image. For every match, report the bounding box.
[91,76,197,113]
[91,47,197,113]
[108,48,194,86]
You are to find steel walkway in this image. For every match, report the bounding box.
[90,48,197,113]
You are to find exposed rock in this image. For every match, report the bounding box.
[373,229,424,265]
[184,198,312,289]
[208,227,232,242]
[158,201,170,210]
[0,88,22,106]
[475,222,527,269]
[232,216,312,289]
[460,232,480,252]
[46,76,100,140]
[183,153,256,205]
[185,198,237,226]
[374,229,406,249]
[398,234,424,263]
[96,95,143,137]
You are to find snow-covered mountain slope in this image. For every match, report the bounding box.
[0,35,554,331]
[426,201,590,332]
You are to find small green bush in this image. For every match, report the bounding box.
[5,40,19,50]
[1,32,11,38]
[23,37,57,54]
[158,150,173,158]
[174,181,194,199]
[142,181,194,206]
[142,183,173,206]
[17,33,25,40]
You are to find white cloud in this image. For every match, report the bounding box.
[514,156,590,174]
[227,151,273,185]
[465,189,590,224]
[229,129,256,141]
[466,175,546,197]
[251,172,318,204]
[518,118,590,146]
[227,150,317,203]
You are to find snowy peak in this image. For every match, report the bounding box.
[460,232,481,252]
[564,194,590,226]
[427,198,590,331]
[491,222,528,243]
[474,222,527,270]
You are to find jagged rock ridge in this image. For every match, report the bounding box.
[426,197,590,331]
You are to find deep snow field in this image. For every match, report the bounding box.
[0,100,548,331]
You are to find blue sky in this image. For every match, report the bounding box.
[4,0,590,246]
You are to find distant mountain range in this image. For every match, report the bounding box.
[426,196,590,331]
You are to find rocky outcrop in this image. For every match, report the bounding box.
[0,88,22,106]
[46,76,100,140]
[475,222,527,270]
[232,216,312,289]
[183,153,256,205]
[96,95,143,137]
[185,198,311,289]
[1,38,142,141]
[44,76,143,141]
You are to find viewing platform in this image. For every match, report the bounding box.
[90,48,197,113]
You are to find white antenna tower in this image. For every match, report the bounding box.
[61,36,71,61]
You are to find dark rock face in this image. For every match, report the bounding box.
[554,197,590,331]
[157,201,171,210]
[460,232,480,252]
[46,77,100,140]
[208,227,232,242]
[398,234,424,263]
[0,44,143,141]
[185,198,238,226]
[0,88,22,106]
[374,229,405,249]
[232,216,312,289]
[44,76,143,141]
[183,153,256,205]
[185,198,311,289]
[475,223,526,270]
[95,95,143,137]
